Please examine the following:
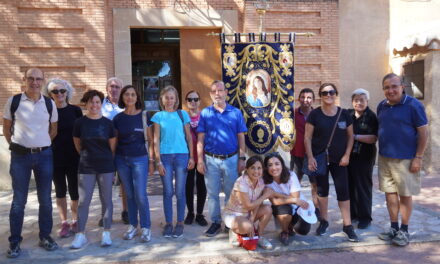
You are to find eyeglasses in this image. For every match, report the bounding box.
[320,90,337,97]
[186,98,200,102]
[51,89,67,95]
[26,77,44,82]
[110,85,121,89]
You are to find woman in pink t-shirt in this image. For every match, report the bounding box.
[224,156,274,250]
[184,90,208,226]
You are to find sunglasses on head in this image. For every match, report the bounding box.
[186,98,200,102]
[320,90,337,96]
[51,89,67,95]
[264,152,280,159]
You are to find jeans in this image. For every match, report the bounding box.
[204,154,238,224]
[115,155,151,228]
[161,153,189,223]
[9,148,54,243]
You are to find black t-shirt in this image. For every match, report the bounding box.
[73,116,116,174]
[348,107,378,160]
[307,107,353,163]
[52,104,83,167]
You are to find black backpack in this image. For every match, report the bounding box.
[10,93,53,135]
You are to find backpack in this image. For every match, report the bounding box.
[10,93,53,135]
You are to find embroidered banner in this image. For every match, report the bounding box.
[221,37,295,154]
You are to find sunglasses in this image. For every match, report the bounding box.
[186,98,200,102]
[110,85,121,89]
[264,152,280,159]
[51,89,67,95]
[320,90,337,96]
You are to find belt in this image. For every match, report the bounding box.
[204,151,238,160]
[10,143,50,154]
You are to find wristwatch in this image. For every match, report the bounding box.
[239,156,246,161]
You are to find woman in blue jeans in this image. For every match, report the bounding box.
[152,85,195,238]
[113,85,154,242]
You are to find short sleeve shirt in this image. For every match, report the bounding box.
[3,93,58,148]
[197,104,247,155]
[101,97,123,120]
[291,107,310,158]
[113,111,150,157]
[266,172,304,210]
[224,174,265,214]
[151,110,190,154]
[377,95,428,159]
[52,104,83,166]
[73,116,116,174]
[307,107,353,163]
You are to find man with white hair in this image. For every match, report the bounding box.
[100,77,128,225]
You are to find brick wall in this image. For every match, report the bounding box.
[0,0,338,119]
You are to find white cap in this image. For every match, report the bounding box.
[297,200,318,224]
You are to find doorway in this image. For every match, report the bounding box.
[131,29,181,111]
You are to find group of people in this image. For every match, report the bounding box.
[290,75,428,246]
[3,68,428,258]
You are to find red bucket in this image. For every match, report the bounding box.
[237,234,259,251]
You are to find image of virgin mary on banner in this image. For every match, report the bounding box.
[221,33,296,154]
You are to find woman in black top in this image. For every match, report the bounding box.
[71,90,116,249]
[348,89,378,229]
[304,83,358,242]
[44,78,82,238]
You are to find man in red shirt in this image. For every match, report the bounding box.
[290,88,320,217]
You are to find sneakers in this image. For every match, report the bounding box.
[140,228,151,242]
[101,231,112,247]
[184,213,195,225]
[229,228,239,246]
[71,233,88,249]
[123,225,138,240]
[205,223,222,237]
[279,231,290,246]
[316,219,329,236]
[39,236,59,251]
[7,242,21,258]
[70,221,78,233]
[195,214,208,226]
[343,225,359,242]
[163,223,173,238]
[258,236,273,250]
[378,228,398,241]
[173,224,184,238]
[392,230,410,246]
[59,222,71,238]
[121,211,129,225]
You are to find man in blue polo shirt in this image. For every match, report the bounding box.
[197,80,247,237]
[377,73,428,247]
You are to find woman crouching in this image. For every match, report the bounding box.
[223,155,274,250]
[263,152,316,246]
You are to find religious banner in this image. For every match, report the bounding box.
[221,33,296,154]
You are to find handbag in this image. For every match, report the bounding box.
[302,107,342,177]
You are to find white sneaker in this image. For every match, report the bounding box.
[258,236,273,250]
[123,225,138,240]
[140,228,151,242]
[101,231,112,247]
[229,228,239,246]
[71,233,87,249]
